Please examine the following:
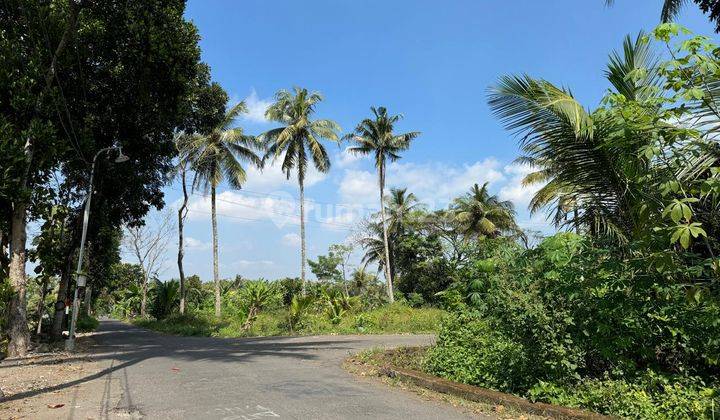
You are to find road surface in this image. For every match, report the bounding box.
[8,320,486,419]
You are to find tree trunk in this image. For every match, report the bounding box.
[299,179,307,296]
[177,167,188,314]
[140,270,148,317]
[35,277,49,335]
[52,253,74,339]
[7,202,31,357]
[212,186,221,318]
[378,163,394,303]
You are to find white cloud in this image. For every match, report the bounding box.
[281,233,301,247]
[498,163,543,208]
[243,159,326,191]
[338,169,378,205]
[184,236,210,251]
[241,89,272,123]
[391,159,505,206]
[186,190,304,228]
[335,147,366,168]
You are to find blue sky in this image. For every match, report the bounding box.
[142,0,715,281]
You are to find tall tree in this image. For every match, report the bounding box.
[259,88,340,295]
[178,102,263,318]
[346,107,420,303]
[174,68,228,315]
[39,0,207,341]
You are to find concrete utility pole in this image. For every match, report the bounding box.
[65,146,128,351]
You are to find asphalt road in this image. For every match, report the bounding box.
[45,320,484,419]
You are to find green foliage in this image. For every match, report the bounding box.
[0,277,15,348]
[428,234,720,418]
[137,301,444,338]
[149,280,180,320]
[134,312,220,337]
[75,314,99,333]
[425,312,529,391]
[528,373,719,419]
[286,295,314,332]
[406,293,425,308]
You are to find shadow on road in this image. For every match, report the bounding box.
[1,320,358,404]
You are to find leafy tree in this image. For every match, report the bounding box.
[2,0,208,353]
[308,254,342,284]
[329,244,353,297]
[346,107,420,303]
[358,188,421,283]
[178,102,263,318]
[259,88,340,294]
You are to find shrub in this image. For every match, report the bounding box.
[134,312,219,336]
[75,314,99,332]
[286,295,314,333]
[424,311,529,391]
[406,292,425,308]
[528,373,720,419]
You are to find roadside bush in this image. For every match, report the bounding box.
[429,233,720,418]
[406,293,425,308]
[134,312,220,336]
[75,314,99,332]
[528,373,719,419]
[424,311,529,391]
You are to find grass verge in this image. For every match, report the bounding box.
[132,304,445,338]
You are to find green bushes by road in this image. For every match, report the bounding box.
[133,302,444,338]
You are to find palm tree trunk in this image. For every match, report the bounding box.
[7,201,31,357]
[378,163,394,303]
[177,166,188,315]
[212,186,221,318]
[299,179,307,296]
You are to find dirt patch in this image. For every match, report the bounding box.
[0,335,125,419]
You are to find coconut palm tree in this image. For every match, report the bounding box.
[451,183,518,238]
[259,88,340,295]
[358,188,421,284]
[178,102,263,318]
[487,33,661,241]
[346,107,420,303]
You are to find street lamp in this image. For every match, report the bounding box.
[65,146,129,351]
